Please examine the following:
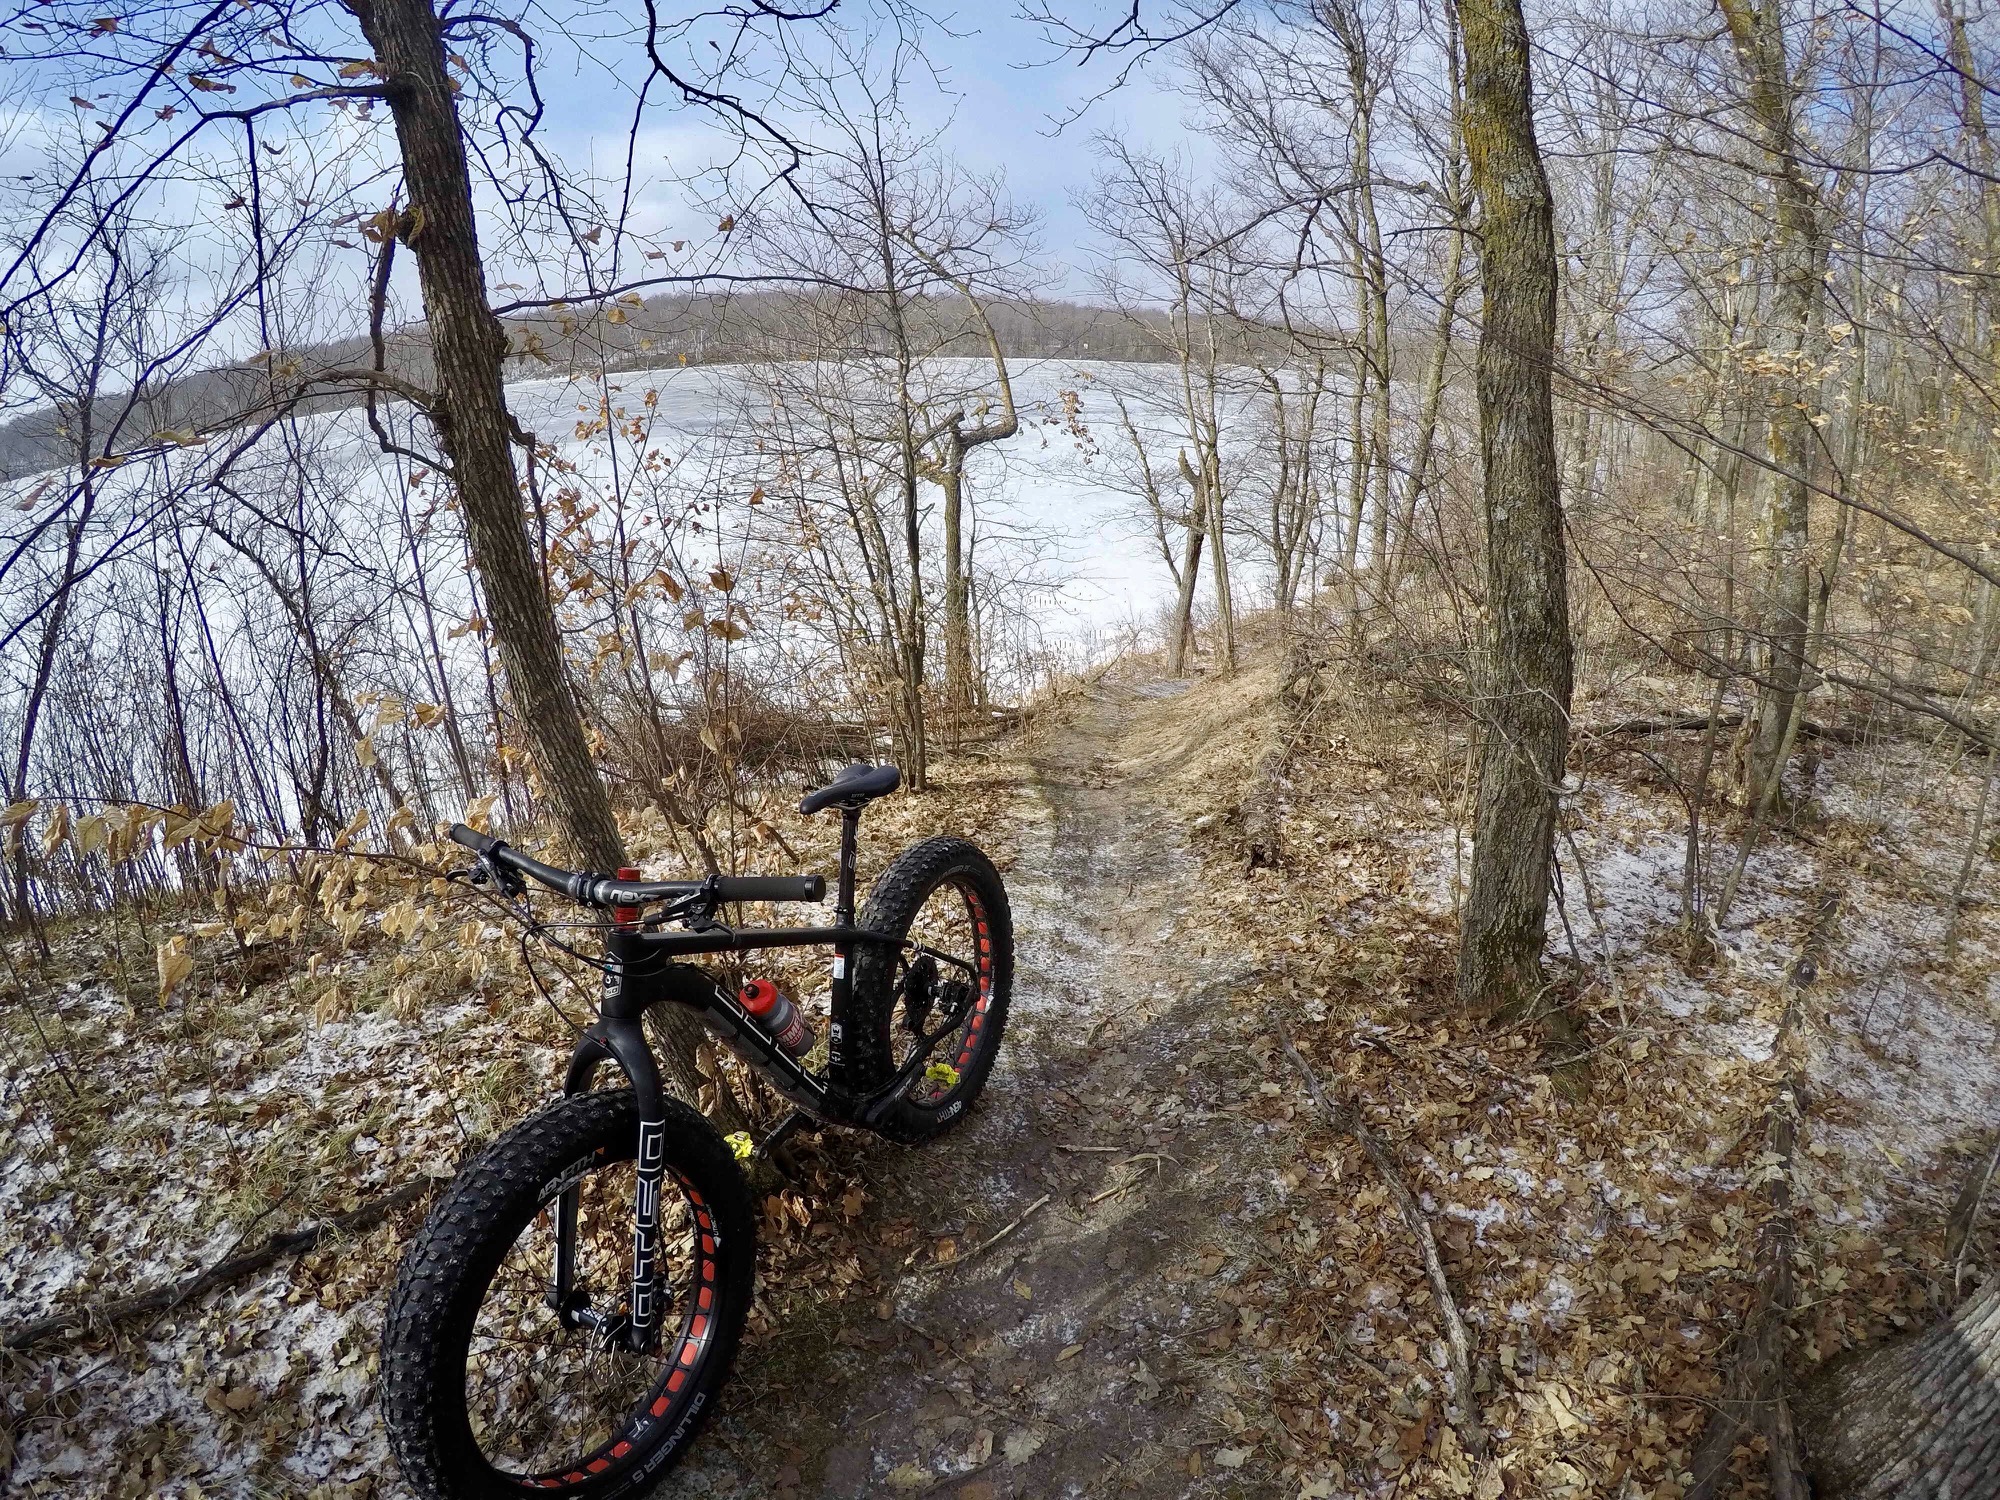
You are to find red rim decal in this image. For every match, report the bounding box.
[955,890,995,1073]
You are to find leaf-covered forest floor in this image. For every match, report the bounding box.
[3,634,1997,1498]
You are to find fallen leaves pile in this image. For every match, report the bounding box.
[1144,640,2000,1497]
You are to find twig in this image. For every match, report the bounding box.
[1947,1129,2000,1301]
[1275,1020,1485,1457]
[5,1177,434,1354]
[1341,1345,1401,1388]
[1559,816,1629,1029]
[1087,1152,1173,1205]
[955,1193,1051,1263]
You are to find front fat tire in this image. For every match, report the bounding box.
[380,1089,754,1500]
[850,835,1014,1144]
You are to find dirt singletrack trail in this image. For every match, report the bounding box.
[676,670,1292,1499]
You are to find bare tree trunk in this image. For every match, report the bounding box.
[399,487,479,801]
[1719,0,1825,813]
[1342,351,1368,570]
[353,0,624,872]
[941,458,971,731]
[1166,483,1206,677]
[8,478,94,932]
[1797,1278,2000,1498]
[1354,109,1395,589]
[353,0,726,1119]
[1401,196,1469,546]
[911,264,1018,730]
[1454,0,1573,1012]
[1203,435,1237,673]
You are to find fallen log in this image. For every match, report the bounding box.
[1686,888,1837,1500]
[5,1177,434,1355]
[1581,711,1864,745]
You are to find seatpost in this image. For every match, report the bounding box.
[827,804,863,1086]
[834,804,862,927]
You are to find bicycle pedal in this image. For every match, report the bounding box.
[756,1110,812,1161]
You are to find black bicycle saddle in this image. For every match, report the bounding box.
[799,762,902,815]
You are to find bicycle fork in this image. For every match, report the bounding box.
[554,968,671,1355]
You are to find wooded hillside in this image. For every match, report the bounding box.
[3,0,1998,1496]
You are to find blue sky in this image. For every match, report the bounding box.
[0,0,1216,364]
[865,8,1211,283]
[516,1,1216,298]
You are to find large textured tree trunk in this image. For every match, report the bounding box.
[1454,0,1573,1011]
[1718,0,1823,814]
[352,0,624,873]
[351,0,723,1118]
[1797,1278,2000,1497]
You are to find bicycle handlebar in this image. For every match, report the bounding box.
[446,824,826,908]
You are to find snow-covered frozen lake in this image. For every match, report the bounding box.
[480,355,1284,648]
[5,356,1327,709]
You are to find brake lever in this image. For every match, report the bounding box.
[641,876,726,933]
[683,874,729,932]
[469,853,526,898]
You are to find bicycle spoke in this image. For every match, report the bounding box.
[461,1158,696,1476]
[893,878,989,1104]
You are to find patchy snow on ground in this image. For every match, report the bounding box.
[0,930,584,1497]
[1382,717,2000,1244]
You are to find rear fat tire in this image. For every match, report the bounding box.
[849,836,1014,1143]
[380,1089,754,1499]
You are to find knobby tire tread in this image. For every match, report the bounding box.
[849,835,1014,1143]
[380,1089,752,1500]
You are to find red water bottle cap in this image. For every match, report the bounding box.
[740,978,779,1016]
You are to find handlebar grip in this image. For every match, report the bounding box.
[448,822,502,856]
[715,874,827,904]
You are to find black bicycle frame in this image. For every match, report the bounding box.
[550,806,955,1353]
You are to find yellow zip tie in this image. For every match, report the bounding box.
[724,1130,755,1161]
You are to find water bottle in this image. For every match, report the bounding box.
[740,978,814,1058]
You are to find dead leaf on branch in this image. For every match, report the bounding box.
[157,935,194,1004]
